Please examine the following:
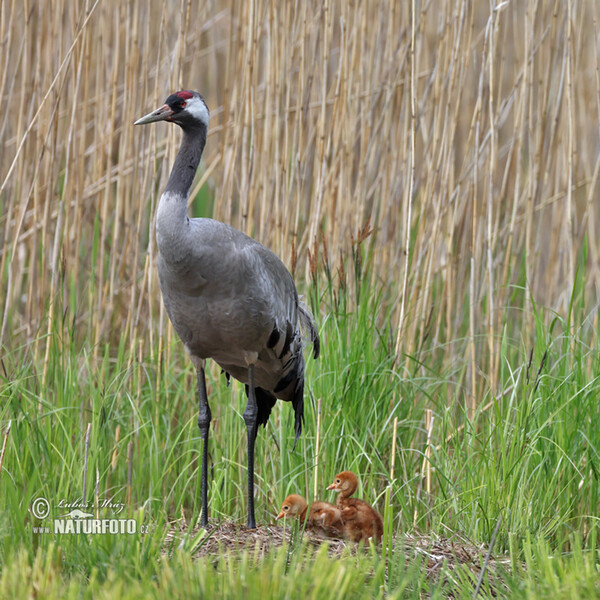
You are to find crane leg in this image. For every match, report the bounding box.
[243,364,258,529]
[196,363,211,528]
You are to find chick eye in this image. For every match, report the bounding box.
[336,479,340,483]
[284,506,289,511]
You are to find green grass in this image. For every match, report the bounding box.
[1,266,600,598]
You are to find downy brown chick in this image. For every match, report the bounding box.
[327,471,383,544]
[276,493,344,537]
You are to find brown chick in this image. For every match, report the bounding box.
[327,471,383,544]
[276,493,344,537]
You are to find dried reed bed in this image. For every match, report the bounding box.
[1,1,599,399]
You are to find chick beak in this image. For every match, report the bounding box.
[276,511,285,520]
[326,482,338,491]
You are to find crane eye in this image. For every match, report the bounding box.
[181,101,187,107]
[336,479,340,483]
[283,505,289,511]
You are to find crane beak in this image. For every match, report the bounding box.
[326,482,338,491]
[134,104,173,125]
[275,511,285,520]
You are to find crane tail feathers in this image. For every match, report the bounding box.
[298,301,320,359]
[251,372,305,448]
[292,375,305,449]
[252,386,277,430]
[243,300,316,448]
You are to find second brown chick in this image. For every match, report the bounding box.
[327,471,383,544]
[276,493,344,537]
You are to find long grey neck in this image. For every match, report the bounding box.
[156,125,206,263]
[164,125,206,198]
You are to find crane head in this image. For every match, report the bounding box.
[134,90,209,130]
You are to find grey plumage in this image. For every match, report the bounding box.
[158,213,318,435]
[134,90,319,528]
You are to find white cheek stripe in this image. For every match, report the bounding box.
[187,98,210,127]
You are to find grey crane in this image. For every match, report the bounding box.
[134,90,320,529]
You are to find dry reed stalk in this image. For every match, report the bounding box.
[414,408,434,527]
[390,416,398,484]
[0,420,12,481]
[127,440,133,506]
[425,409,433,495]
[83,422,92,502]
[383,416,398,567]
[105,424,121,496]
[394,0,416,365]
[313,397,322,502]
[565,0,575,352]
[95,468,100,519]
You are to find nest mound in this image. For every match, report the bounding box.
[164,519,514,591]
[165,519,348,557]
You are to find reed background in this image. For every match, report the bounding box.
[2,0,600,597]
[3,0,599,384]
